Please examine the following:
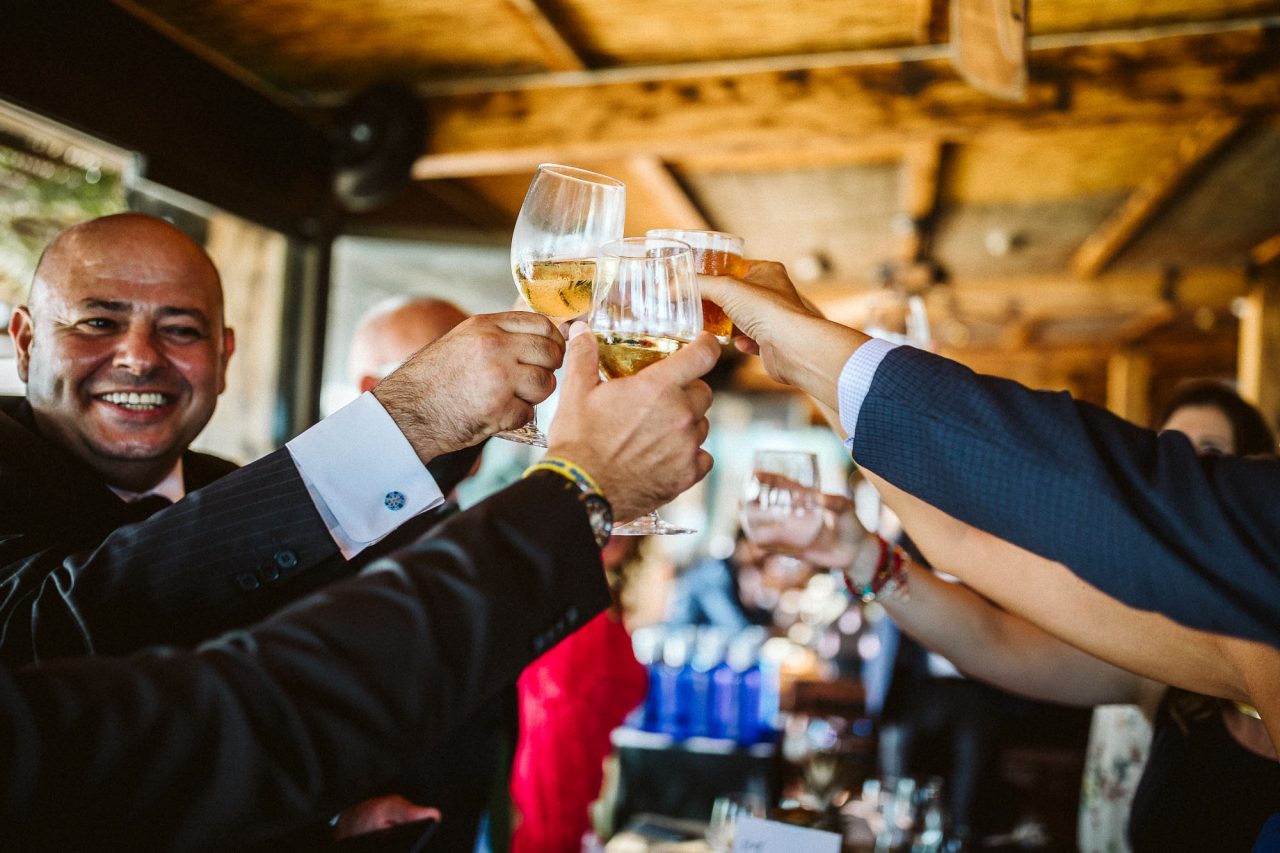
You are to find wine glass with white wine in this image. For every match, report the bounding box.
[506,164,626,446]
[588,236,702,535]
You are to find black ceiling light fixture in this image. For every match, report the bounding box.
[328,83,426,213]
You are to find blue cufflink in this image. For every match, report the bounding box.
[384,490,406,510]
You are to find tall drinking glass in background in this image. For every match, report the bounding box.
[706,792,768,853]
[646,228,743,343]
[588,236,702,535]
[506,164,626,446]
[739,450,823,554]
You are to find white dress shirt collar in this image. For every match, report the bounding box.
[108,459,186,504]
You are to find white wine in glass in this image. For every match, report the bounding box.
[514,257,597,321]
[504,164,625,446]
[588,236,702,535]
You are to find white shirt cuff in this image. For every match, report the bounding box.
[286,393,444,558]
[837,337,900,451]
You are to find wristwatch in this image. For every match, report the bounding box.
[578,490,614,549]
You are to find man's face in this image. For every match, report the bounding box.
[11,219,233,487]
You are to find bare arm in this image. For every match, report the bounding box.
[866,471,1252,705]
[877,559,1162,711]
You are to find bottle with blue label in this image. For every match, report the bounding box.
[708,638,739,741]
[656,626,694,738]
[726,632,763,745]
[686,628,728,739]
[628,625,666,732]
[756,635,789,740]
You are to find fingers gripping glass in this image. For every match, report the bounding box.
[587,237,702,535]
[739,450,823,554]
[503,164,626,447]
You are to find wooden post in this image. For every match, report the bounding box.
[1237,266,1280,437]
[1107,349,1153,426]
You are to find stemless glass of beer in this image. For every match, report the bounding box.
[646,229,743,343]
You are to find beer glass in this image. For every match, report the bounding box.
[646,228,744,343]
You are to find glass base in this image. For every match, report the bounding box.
[496,421,548,447]
[613,512,695,536]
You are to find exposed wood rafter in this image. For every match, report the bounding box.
[1071,116,1245,279]
[950,0,1028,100]
[1252,233,1280,268]
[916,0,950,45]
[624,157,710,229]
[998,316,1045,349]
[1113,302,1178,346]
[503,0,587,72]
[415,29,1280,180]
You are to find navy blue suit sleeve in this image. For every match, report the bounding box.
[852,346,1280,646]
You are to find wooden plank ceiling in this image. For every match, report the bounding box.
[115,0,1280,405]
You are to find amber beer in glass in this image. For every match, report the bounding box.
[647,229,743,342]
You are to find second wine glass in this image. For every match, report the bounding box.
[506,163,626,446]
[739,450,824,554]
[588,236,703,535]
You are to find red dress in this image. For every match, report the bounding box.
[510,612,647,853]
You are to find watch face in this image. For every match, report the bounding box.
[582,493,613,547]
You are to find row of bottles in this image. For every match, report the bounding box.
[629,625,781,746]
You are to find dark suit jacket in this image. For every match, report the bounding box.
[851,347,1280,646]
[1,471,606,851]
[0,396,479,665]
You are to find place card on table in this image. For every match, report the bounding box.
[731,816,841,853]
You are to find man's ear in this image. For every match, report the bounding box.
[9,306,33,382]
[217,326,236,394]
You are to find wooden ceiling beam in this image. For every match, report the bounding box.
[916,0,950,45]
[1071,116,1245,279]
[413,28,1280,179]
[803,266,1246,322]
[623,156,710,230]
[1252,232,1280,268]
[502,0,587,72]
[1112,302,1178,346]
[498,0,710,232]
